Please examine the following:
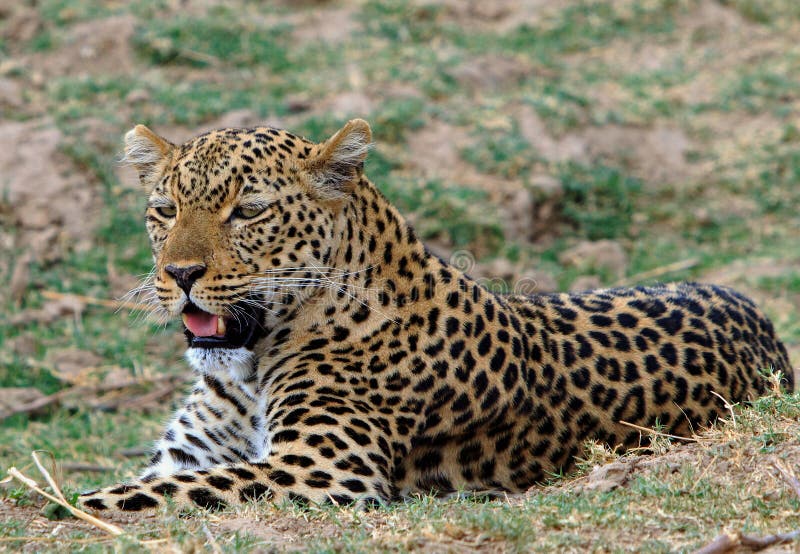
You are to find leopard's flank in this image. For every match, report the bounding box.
[80,119,793,512]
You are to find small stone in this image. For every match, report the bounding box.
[327,91,373,118]
[208,109,262,129]
[0,387,45,414]
[285,94,312,113]
[570,275,602,292]
[125,89,150,104]
[29,70,46,88]
[558,240,628,280]
[516,269,558,294]
[501,188,535,241]
[692,207,711,225]
[79,45,97,59]
[529,174,563,198]
[581,460,635,492]
[47,347,103,384]
[6,334,36,357]
[0,78,24,109]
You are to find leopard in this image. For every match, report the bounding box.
[80,118,794,512]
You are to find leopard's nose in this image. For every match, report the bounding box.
[165,263,207,295]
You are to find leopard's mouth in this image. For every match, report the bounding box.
[181,301,265,350]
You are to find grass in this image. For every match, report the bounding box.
[384,178,505,254]
[496,0,679,57]
[720,0,800,23]
[2,393,797,551]
[461,122,537,179]
[132,11,292,70]
[1,0,800,551]
[559,162,643,240]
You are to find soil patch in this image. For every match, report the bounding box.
[514,104,696,185]
[431,0,563,33]
[27,15,137,78]
[0,118,100,262]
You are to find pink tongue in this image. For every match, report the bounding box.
[183,311,219,337]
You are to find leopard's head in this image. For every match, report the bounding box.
[125,120,371,377]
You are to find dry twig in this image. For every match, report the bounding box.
[709,391,736,427]
[618,420,697,442]
[89,379,184,412]
[0,387,74,420]
[0,537,109,544]
[7,463,125,537]
[614,258,699,286]
[202,524,224,554]
[31,451,66,504]
[0,374,186,421]
[117,447,150,458]
[694,529,800,554]
[41,290,157,312]
[773,460,800,501]
[60,463,113,473]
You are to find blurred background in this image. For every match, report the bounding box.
[0,0,798,488]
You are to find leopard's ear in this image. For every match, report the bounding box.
[304,119,372,201]
[124,124,175,191]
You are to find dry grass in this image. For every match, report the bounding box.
[1,391,798,552]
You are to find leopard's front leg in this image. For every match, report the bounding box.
[147,373,269,479]
[141,374,267,479]
[80,407,394,511]
[80,373,268,508]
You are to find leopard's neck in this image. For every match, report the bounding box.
[256,177,487,347]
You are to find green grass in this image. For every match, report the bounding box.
[461,123,537,179]
[497,0,679,57]
[38,0,116,25]
[384,179,505,254]
[359,0,446,43]
[132,10,291,70]
[758,273,800,294]
[721,62,800,114]
[559,162,643,240]
[369,96,427,143]
[720,0,800,23]
[523,84,592,132]
[28,29,56,52]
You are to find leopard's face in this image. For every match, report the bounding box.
[144,130,330,340]
[126,121,371,377]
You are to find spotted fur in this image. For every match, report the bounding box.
[80,119,794,512]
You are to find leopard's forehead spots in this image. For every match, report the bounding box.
[164,127,316,208]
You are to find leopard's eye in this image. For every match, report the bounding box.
[230,206,265,220]
[155,205,177,218]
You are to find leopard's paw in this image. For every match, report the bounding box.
[79,482,164,512]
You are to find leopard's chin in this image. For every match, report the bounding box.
[185,346,257,382]
[181,300,266,350]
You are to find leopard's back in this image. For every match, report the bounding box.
[509,282,792,441]
[391,280,792,495]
